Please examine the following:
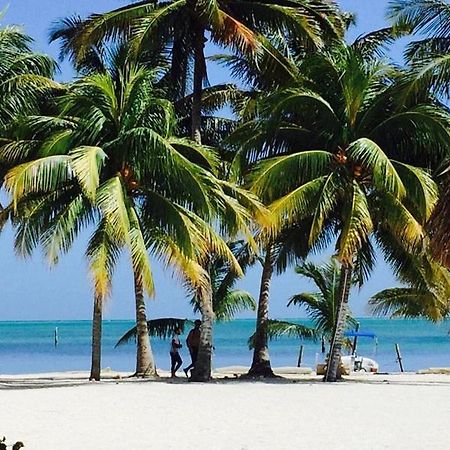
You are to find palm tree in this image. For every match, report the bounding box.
[237,44,447,381]
[219,26,413,378]
[288,259,358,350]
[115,240,257,355]
[244,224,314,377]
[189,240,256,319]
[0,22,58,188]
[49,0,345,145]
[1,52,252,380]
[369,251,450,321]
[388,2,450,267]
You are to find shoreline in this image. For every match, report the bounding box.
[1,367,450,386]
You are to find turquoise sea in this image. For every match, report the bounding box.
[0,319,449,374]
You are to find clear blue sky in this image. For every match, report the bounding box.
[0,0,401,320]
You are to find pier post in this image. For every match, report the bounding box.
[395,343,404,372]
[297,345,304,367]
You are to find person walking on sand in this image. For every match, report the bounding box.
[183,319,201,377]
[170,328,183,377]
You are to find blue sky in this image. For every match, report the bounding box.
[0,0,402,320]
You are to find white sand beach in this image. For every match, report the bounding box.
[1,370,450,450]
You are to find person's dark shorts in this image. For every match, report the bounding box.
[189,347,199,363]
[170,352,182,366]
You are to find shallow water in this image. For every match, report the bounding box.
[0,318,449,374]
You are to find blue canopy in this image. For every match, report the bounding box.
[344,331,376,338]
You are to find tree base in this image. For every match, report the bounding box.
[190,372,212,382]
[323,369,344,382]
[131,370,159,379]
[243,365,278,379]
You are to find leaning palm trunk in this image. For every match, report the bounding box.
[191,25,205,145]
[191,290,215,382]
[90,294,102,381]
[246,244,276,377]
[134,272,157,377]
[324,264,353,382]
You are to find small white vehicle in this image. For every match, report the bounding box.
[341,355,379,373]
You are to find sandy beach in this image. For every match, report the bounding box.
[1,370,450,450]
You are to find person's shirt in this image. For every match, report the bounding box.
[186,328,201,349]
[170,334,182,354]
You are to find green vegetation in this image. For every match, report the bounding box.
[0,0,450,382]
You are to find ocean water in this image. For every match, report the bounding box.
[0,318,449,375]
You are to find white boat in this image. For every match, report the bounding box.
[341,355,379,373]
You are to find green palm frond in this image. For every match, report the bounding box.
[337,181,373,265]
[69,146,107,201]
[115,318,192,347]
[392,161,438,222]
[290,259,358,336]
[369,288,449,322]
[248,319,316,349]
[126,203,155,297]
[86,219,122,300]
[347,138,406,199]
[4,156,73,207]
[95,176,130,245]
[213,290,256,321]
[41,194,94,265]
[251,151,332,201]
[388,0,450,38]
[352,27,407,59]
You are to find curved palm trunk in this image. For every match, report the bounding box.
[246,244,276,377]
[191,290,214,382]
[324,264,353,382]
[134,272,157,377]
[89,294,102,381]
[191,25,206,145]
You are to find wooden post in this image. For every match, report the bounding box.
[54,327,59,347]
[297,345,304,367]
[395,343,404,372]
[352,322,360,355]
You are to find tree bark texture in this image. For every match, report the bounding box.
[191,26,206,145]
[324,264,353,382]
[90,294,102,381]
[191,290,214,382]
[247,244,276,377]
[134,272,157,377]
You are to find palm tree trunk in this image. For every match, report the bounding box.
[246,244,276,377]
[324,264,353,382]
[134,272,157,377]
[191,290,214,382]
[192,25,206,145]
[89,294,102,381]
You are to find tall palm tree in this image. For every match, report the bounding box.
[220,26,410,378]
[238,221,317,377]
[1,53,252,380]
[388,1,450,267]
[288,259,358,349]
[237,45,448,381]
[49,0,345,144]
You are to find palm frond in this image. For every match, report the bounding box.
[115,318,192,347]
[248,319,316,349]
